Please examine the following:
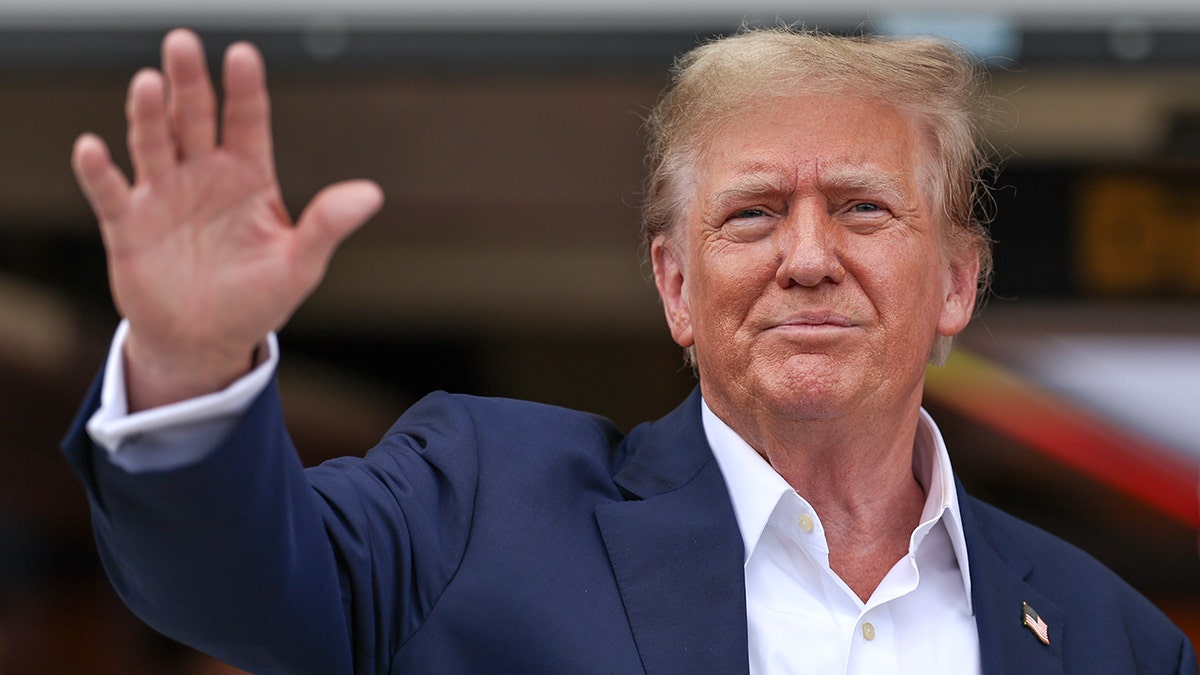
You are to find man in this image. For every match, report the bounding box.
[64,26,1195,674]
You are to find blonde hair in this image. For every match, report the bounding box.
[642,27,995,365]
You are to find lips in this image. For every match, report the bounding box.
[772,312,855,329]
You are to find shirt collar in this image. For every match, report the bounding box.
[701,398,973,613]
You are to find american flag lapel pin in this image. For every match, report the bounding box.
[1022,602,1050,645]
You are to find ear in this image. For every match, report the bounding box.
[935,248,980,338]
[651,235,695,349]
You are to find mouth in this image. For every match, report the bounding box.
[772,312,856,329]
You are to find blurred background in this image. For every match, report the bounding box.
[0,0,1198,672]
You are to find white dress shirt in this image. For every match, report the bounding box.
[702,400,981,674]
[87,320,278,470]
[89,321,982,672]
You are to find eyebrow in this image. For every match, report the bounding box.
[701,172,793,220]
[816,165,915,208]
[701,163,916,221]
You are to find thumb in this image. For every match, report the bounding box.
[295,179,384,267]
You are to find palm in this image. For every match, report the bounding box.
[72,30,382,408]
[111,153,294,348]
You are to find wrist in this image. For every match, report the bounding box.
[123,332,263,412]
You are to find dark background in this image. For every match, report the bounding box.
[1,15,1198,672]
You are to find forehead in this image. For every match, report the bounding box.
[687,93,932,210]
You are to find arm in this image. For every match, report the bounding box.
[67,378,355,674]
[1178,637,1199,675]
[68,28,385,672]
[63,371,481,674]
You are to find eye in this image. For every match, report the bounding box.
[731,208,767,220]
[839,200,892,234]
[719,206,776,242]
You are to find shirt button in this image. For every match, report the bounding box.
[797,514,814,533]
[861,622,876,641]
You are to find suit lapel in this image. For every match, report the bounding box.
[959,482,1065,675]
[596,389,749,674]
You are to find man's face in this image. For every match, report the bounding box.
[652,93,978,431]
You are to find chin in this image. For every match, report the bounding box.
[763,387,852,421]
[749,362,857,420]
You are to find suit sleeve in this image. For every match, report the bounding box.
[1177,635,1199,675]
[63,374,353,673]
[62,374,481,674]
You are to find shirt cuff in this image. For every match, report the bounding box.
[85,319,279,473]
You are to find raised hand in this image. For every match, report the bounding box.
[72,29,383,411]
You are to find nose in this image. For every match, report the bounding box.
[774,204,846,288]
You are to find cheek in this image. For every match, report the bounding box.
[690,256,768,318]
[858,246,944,319]
[682,265,765,359]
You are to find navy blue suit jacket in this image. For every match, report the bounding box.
[64,381,1196,674]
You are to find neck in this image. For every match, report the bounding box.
[708,394,928,601]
